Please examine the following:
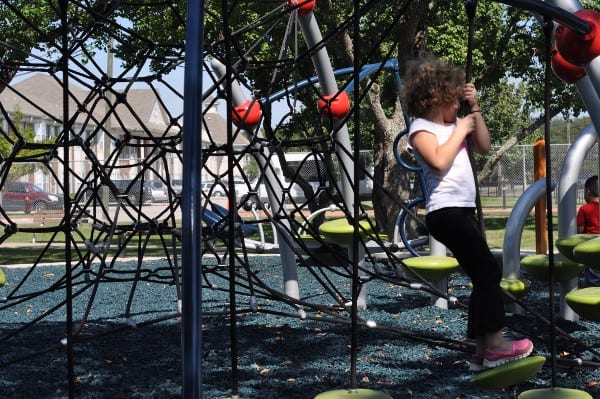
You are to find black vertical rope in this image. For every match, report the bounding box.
[59,0,75,397]
[463,0,477,81]
[222,1,241,396]
[541,16,558,388]
[463,0,486,236]
[350,0,361,391]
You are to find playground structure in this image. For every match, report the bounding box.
[0,0,599,398]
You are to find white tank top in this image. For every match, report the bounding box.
[407,118,476,213]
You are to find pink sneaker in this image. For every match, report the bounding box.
[483,338,533,368]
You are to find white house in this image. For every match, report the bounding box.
[0,73,250,195]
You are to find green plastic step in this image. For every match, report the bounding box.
[520,254,584,282]
[565,287,600,321]
[402,255,459,281]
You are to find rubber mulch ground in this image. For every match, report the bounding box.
[1,254,600,399]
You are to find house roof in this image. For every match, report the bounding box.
[0,73,249,145]
[1,73,178,138]
[202,110,249,146]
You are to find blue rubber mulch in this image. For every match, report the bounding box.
[1,254,600,398]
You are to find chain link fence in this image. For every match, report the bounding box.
[10,144,599,211]
[480,143,599,208]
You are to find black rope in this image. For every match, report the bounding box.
[541,15,559,388]
[462,0,486,237]
[222,1,242,396]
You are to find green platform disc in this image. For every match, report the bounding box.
[314,388,392,399]
[469,278,530,294]
[518,387,592,398]
[556,234,597,261]
[319,218,374,245]
[565,287,600,321]
[500,278,530,298]
[402,255,459,282]
[468,278,530,303]
[520,254,584,282]
[572,236,600,266]
[470,355,545,390]
[0,267,5,287]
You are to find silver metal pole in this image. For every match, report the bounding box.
[298,12,355,211]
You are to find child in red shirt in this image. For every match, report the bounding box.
[577,175,600,286]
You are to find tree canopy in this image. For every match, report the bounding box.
[1,0,598,234]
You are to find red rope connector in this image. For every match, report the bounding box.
[232,100,262,129]
[555,9,600,66]
[551,46,586,83]
[288,0,315,17]
[317,91,350,121]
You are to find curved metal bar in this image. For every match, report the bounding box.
[502,177,556,279]
[263,58,401,106]
[393,128,420,172]
[497,0,590,34]
[555,124,598,321]
[557,124,598,238]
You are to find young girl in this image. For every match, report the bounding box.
[402,56,533,370]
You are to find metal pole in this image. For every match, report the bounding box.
[297,12,355,211]
[182,0,204,397]
[523,145,527,189]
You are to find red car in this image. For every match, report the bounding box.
[1,181,64,213]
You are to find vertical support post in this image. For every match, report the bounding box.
[297,12,355,211]
[182,0,204,398]
[523,145,527,189]
[534,139,548,254]
[210,59,301,301]
[430,237,449,309]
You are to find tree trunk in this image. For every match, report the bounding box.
[364,81,412,236]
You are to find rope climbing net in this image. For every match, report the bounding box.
[0,0,599,397]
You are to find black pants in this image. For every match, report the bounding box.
[426,207,505,339]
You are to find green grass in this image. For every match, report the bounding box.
[480,196,522,209]
[0,226,179,266]
[484,210,558,251]
[0,209,553,265]
[250,209,547,251]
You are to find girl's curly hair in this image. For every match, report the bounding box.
[402,56,465,118]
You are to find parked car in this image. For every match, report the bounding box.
[200,178,249,198]
[84,179,152,204]
[254,179,305,201]
[0,181,64,213]
[144,180,169,202]
[112,179,152,204]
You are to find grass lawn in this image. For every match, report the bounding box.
[0,207,553,265]
[484,211,541,250]
[0,226,178,265]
